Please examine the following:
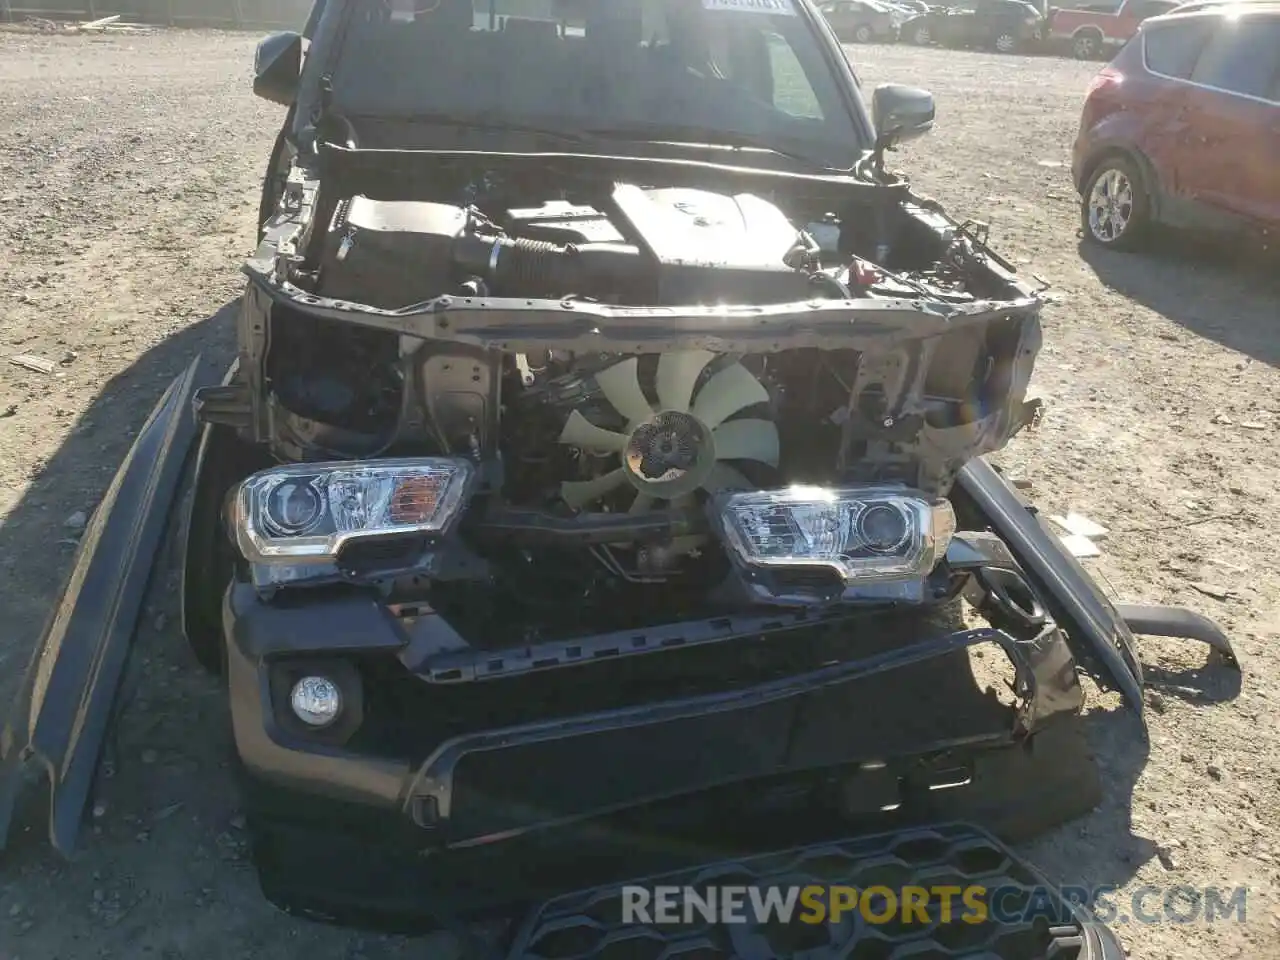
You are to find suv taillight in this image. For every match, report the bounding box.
[1086,67,1122,98]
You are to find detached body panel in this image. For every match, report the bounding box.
[0,359,212,854]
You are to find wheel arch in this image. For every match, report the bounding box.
[180,360,270,674]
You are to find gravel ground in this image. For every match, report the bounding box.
[1,28,1278,960]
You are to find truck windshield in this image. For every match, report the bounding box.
[325,0,866,168]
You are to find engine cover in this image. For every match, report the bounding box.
[500,186,816,305]
[611,184,814,304]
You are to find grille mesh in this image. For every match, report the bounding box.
[506,824,1101,960]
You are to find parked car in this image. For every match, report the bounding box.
[818,0,901,40]
[901,0,1046,51]
[880,0,932,18]
[1048,0,1181,58]
[1073,3,1280,250]
[1170,0,1273,12]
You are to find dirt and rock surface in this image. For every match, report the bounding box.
[0,27,1277,960]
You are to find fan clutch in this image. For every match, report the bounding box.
[556,350,779,513]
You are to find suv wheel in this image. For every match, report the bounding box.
[855,23,874,41]
[994,31,1017,52]
[1081,156,1151,250]
[1072,30,1102,59]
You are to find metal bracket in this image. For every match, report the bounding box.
[192,382,254,430]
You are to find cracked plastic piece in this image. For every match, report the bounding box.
[1115,603,1239,668]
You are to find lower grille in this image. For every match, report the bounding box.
[505,823,1120,960]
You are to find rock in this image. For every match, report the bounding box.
[1156,845,1179,870]
[64,510,88,531]
[229,814,246,831]
[140,749,158,765]
[1145,691,1168,714]
[8,903,22,917]
[1207,763,1224,781]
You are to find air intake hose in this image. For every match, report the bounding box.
[453,233,645,298]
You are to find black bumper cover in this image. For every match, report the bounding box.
[226,581,1092,847]
[228,574,1109,927]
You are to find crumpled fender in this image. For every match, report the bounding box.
[956,456,1147,713]
[0,357,213,856]
[958,460,1239,717]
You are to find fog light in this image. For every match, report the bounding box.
[289,676,342,727]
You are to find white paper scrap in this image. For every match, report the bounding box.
[1057,533,1102,559]
[1048,512,1109,540]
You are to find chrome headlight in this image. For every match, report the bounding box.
[231,458,474,563]
[714,485,956,584]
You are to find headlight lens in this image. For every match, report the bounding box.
[714,485,955,583]
[232,458,474,563]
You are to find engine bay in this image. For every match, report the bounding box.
[244,170,1042,635]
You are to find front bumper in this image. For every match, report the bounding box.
[225,581,1097,853]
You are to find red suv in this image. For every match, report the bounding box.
[1072,3,1280,250]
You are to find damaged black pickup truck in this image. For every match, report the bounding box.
[0,0,1240,955]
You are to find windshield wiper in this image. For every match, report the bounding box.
[578,125,844,171]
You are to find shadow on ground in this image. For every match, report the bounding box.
[1078,236,1280,368]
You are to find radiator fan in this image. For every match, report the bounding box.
[557,350,779,512]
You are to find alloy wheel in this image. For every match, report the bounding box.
[1087,167,1134,244]
[1073,33,1099,58]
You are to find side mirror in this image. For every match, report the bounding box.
[871,83,935,151]
[254,31,304,107]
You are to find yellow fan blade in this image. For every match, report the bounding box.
[560,468,628,508]
[700,462,754,494]
[655,350,715,414]
[558,410,628,452]
[712,418,780,466]
[691,363,769,429]
[595,358,654,428]
[629,493,655,514]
